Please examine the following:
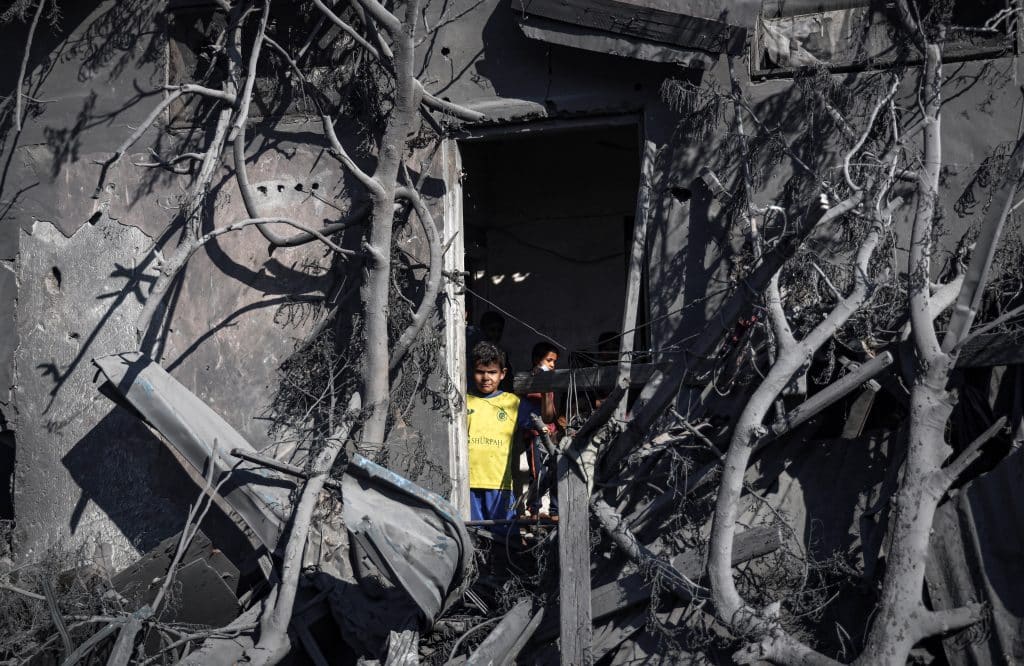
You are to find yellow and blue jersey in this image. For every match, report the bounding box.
[466,391,536,490]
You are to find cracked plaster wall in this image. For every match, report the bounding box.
[0,1,360,564]
[13,217,184,565]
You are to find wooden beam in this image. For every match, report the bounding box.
[557,440,593,664]
[534,525,781,642]
[441,138,471,520]
[513,362,668,394]
[510,0,744,54]
[466,598,538,666]
[613,136,656,423]
[770,351,893,438]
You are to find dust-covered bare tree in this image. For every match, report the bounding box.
[1,0,479,663]
[576,3,1024,665]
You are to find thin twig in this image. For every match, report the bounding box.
[41,578,73,657]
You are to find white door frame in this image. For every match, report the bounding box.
[440,137,471,519]
[441,112,652,516]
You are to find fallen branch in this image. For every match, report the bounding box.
[230,447,342,491]
[41,578,72,657]
[937,415,1007,490]
[0,580,45,601]
[248,394,359,664]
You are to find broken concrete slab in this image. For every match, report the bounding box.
[112,529,241,631]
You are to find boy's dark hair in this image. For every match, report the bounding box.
[531,341,559,364]
[472,341,506,369]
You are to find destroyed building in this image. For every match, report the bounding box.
[0,0,1023,664]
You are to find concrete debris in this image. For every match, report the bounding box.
[93,352,472,661]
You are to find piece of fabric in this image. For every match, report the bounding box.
[469,488,516,522]
[467,391,532,489]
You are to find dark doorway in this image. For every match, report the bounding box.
[460,123,643,378]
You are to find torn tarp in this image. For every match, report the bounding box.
[93,352,472,654]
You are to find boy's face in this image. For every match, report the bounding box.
[473,361,506,394]
[536,351,558,371]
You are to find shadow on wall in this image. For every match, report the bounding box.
[0,0,170,259]
[0,430,12,520]
[61,407,255,562]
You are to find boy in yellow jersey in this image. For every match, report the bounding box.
[467,341,536,525]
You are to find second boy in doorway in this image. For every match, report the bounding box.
[523,341,560,518]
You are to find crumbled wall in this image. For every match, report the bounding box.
[0,1,354,564]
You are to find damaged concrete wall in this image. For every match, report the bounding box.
[13,217,182,562]
[0,1,354,565]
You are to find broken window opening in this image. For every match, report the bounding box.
[753,0,1017,78]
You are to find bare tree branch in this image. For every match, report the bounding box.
[351,0,402,34]
[250,395,359,663]
[357,0,424,454]
[939,415,1007,488]
[708,202,885,652]
[311,0,383,59]
[15,0,46,132]
[389,186,442,371]
[942,132,1024,352]
[907,43,944,362]
[228,0,270,143]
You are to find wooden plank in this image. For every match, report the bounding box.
[457,113,639,142]
[513,361,668,394]
[441,138,471,520]
[500,606,546,666]
[841,388,877,439]
[590,607,647,663]
[466,598,536,666]
[534,525,781,642]
[558,449,593,664]
[613,136,656,423]
[511,0,743,53]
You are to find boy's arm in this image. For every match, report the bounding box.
[517,399,540,432]
[540,391,556,423]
